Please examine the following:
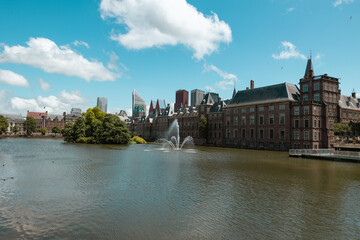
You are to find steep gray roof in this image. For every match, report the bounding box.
[209,101,227,113]
[201,92,219,105]
[47,114,64,121]
[305,59,314,77]
[339,95,360,110]
[228,83,300,106]
[1,114,24,120]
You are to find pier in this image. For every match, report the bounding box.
[289,149,360,163]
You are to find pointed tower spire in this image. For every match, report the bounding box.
[232,83,237,99]
[149,100,154,116]
[304,58,314,78]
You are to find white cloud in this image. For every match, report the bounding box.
[333,0,354,7]
[73,40,90,49]
[107,51,119,70]
[205,86,215,92]
[100,0,232,59]
[314,54,321,60]
[286,8,295,13]
[10,90,89,114]
[38,78,50,91]
[272,41,307,60]
[217,80,234,90]
[126,108,132,116]
[0,37,118,82]
[0,69,29,87]
[204,64,238,80]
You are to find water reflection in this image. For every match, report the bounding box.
[0,138,359,239]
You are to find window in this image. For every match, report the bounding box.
[318,120,321,127]
[201,106,205,111]
[314,93,320,101]
[269,114,274,125]
[294,107,299,116]
[269,106,274,111]
[259,107,264,112]
[234,109,238,114]
[280,114,285,124]
[259,115,264,125]
[304,106,310,115]
[294,131,300,140]
[242,129,246,138]
[303,95,308,101]
[226,129,230,139]
[269,129,274,139]
[226,110,230,114]
[241,116,246,125]
[250,116,255,125]
[242,108,246,113]
[304,119,309,128]
[314,120,317,128]
[234,129,238,139]
[259,129,264,139]
[303,84,308,92]
[314,132,317,140]
[280,105,285,110]
[250,108,255,112]
[304,131,309,140]
[295,119,299,128]
[314,82,320,91]
[280,129,285,139]
[234,116,238,126]
[251,129,255,138]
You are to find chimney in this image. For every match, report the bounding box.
[250,80,254,89]
[352,91,356,98]
[246,87,249,90]
[218,97,222,102]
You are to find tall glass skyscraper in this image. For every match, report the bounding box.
[97,97,108,113]
[132,89,146,119]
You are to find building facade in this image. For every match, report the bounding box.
[133,59,360,150]
[97,97,108,113]
[175,89,189,112]
[191,89,205,107]
[132,89,147,120]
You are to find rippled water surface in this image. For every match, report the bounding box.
[1,138,360,239]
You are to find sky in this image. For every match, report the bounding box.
[0,0,359,115]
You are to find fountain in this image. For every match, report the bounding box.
[158,119,194,151]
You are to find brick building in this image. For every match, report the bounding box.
[133,59,360,150]
[174,89,189,112]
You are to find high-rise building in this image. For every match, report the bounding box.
[70,108,82,115]
[97,97,108,113]
[191,89,205,107]
[175,89,189,112]
[132,89,147,119]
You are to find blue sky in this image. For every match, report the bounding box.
[0,0,359,115]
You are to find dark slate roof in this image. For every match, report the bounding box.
[305,59,314,77]
[339,95,360,110]
[201,92,219,105]
[209,101,227,113]
[228,83,300,106]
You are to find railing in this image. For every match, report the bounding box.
[335,151,360,158]
[289,149,335,156]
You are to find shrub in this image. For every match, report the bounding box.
[76,137,94,144]
[131,136,147,144]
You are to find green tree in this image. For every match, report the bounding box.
[12,125,19,135]
[73,117,86,140]
[199,116,208,141]
[99,114,130,144]
[52,126,61,135]
[0,115,9,135]
[40,127,47,135]
[62,122,75,142]
[23,117,37,135]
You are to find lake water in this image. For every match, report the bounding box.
[0,138,360,239]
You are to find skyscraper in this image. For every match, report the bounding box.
[132,89,147,119]
[191,89,205,107]
[97,97,108,113]
[175,89,189,112]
